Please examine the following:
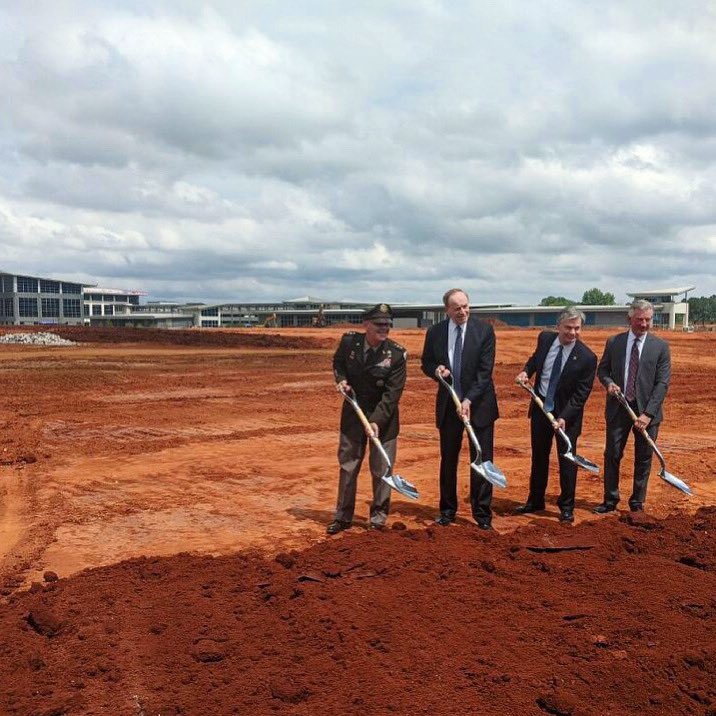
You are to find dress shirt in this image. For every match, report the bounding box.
[448,320,466,368]
[624,330,645,388]
[538,337,576,396]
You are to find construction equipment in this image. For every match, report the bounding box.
[311,305,327,327]
[436,372,507,489]
[339,385,419,500]
[613,388,692,495]
[263,313,277,328]
[517,379,600,474]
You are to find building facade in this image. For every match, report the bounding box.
[0,271,85,326]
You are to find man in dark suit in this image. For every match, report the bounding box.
[514,308,597,523]
[595,299,671,513]
[327,303,407,534]
[421,288,499,530]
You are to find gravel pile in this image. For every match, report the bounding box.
[0,332,77,346]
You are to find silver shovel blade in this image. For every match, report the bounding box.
[470,460,508,489]
[562,451,600,475]
[382,473,420,500]
[660,469,692,496]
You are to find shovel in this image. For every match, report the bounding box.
[436,372,507,489]
[613,389,692,495]
[517,380,600,474]
[339,386,419,500]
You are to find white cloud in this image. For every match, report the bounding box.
[0,1,715,304]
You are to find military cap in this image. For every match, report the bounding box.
[362,303,393,320]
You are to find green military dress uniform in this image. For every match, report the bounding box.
[331,309,407,529]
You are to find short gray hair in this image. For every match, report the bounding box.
[628,299,653,316]
[557,306,586,325]
[442,288,470,306]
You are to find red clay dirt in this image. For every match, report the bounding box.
[0,326,714,715]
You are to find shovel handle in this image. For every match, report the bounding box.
[436,371,463,411]
[613,390,662,458]
[516,379,560,430]
[339,386,377,438]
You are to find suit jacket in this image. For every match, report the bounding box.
[597,331,671,424]
[333,332,407,441]
[523,331,597,434]
[421,316,499,429]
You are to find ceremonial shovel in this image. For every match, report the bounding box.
[613,389,692,495]
[517,380,600,474]
[339,386,419,500]
[436,373,507,489]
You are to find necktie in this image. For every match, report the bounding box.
[543,345,563,413]
[625,339,640,401]
[452,324,463,399]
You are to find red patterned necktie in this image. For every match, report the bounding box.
[625,339,640,401]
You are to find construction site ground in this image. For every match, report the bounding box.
[0,325,714,715]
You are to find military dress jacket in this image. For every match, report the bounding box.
[333,332,407,442]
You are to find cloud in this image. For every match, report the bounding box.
[0,1,715,305]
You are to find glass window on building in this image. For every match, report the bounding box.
[17,276,38,293]
[41,298,60,317]
[105,304,114,315]
[19,297,39,317]
[63,298,82,317]
[40,280,60,293]
[61,283,82,295]
[201,307,219,316]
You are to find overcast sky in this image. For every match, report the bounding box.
[1,1,715,305]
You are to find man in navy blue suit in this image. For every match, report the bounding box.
[421,288,499,530]
[515,307,597,523]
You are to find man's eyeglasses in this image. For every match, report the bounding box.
[371,321,391,328]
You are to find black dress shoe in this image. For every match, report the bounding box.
[515,502,544,515]
[629,504,643,512]
[476,521,492,531]
[559,510,574,523]
[593,504,616,514]
[435,514,454,526]
[326,520,351,534]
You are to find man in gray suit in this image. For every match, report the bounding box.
[594,299,671,513]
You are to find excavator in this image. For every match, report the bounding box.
[311,305,327,327]
[263,313,278,328]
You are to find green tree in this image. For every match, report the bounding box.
[581,287,615,305]
[539,296,576,306]
[689,295,716,325]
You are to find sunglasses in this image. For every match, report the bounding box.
[371,321,392,328]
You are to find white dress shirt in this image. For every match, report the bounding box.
[448,320,466,369]
[624,330,646,388]
[538,337,576,396]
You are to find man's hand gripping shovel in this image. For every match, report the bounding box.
[516,379,600,474]
[436,372,507,489]
[612,388,692,495]
[338,385,419,500]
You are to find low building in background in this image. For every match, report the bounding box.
[0,268,695,330]
[0,270,86,326]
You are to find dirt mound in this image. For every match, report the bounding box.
[1,508,714,715]
[0,325,332,350]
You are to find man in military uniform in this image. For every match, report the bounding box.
[327,303,408,534]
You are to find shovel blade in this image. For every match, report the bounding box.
[562,451,600,475]
[470,460,508,489]
[660,469,692,496]
[382,473,420,500]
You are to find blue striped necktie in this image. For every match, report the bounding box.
[543,345,563,413]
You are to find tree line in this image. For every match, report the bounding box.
[538,289,716,325]
[539,288,616,306]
